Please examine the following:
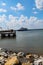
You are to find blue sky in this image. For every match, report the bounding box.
[0,0,43,30]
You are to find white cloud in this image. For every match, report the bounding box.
[10,7,17,11]
[7,15,43,29]
[33,7,36,10]
[32,7,38,14]
[10,3,24,11]
[33,11,38,14]
[0,8,7,12]
[2,2,6,6]
[18,15,28,28]
[0,14,43,30]
[7,15,20,30]
[0,14,6,23]
[35,0,43,10]
[6,15,29,30]
[0,14,7,30]
[16,3,24,10]
[27,16,43,29]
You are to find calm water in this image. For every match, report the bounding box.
[0,30,43,54]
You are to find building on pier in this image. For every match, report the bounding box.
[0,29,16,38]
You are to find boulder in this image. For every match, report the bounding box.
[9,53,17,59]
[0,56,4,62]
[26,54,32,59]
[22,62,32,65]
[0,48,2,51]
[17,52,25,57]
[33,54,39,59]
[26,54,34,63]
[11,53,17,56]
[0,48,3,53]
[0,56,5,65]
[34,58,43,65]
[0,48,7,53]
[5,56,19,65]
[0,52,8,58]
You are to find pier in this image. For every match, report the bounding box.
[0,29,16,38]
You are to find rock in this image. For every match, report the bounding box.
[17,52,25,57]
[18,57,29,63]
[12,53,17,56]
[39,56,43,59]
[4,58,8,63]
[0,48,2,51]
[22,62,32,65]
[0,56,4,62]
[0,62,5,65]
[34,57,43,65]
[26,54,34,63]
[8,50,13,54]
[0,48,8,53]
[9,53,17,59]
[5,56,19,65]
[0,48,3,53]
[0,56,5,65]
[0,52,8,58]
[33,54,39,59]
[26,54,32,59]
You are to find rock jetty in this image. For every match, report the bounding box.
[0,48,43,65]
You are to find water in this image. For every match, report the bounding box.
[0,30,43,54]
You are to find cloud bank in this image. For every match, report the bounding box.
[35,0,43,10]
[10,3,24,11]
[0,8,7,12]
[0,14,43,30]
[2,2,6,6]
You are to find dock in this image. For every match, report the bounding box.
[0,29,16,38]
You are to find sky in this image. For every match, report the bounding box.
[0,0,43,30]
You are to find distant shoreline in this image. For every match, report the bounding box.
[17,29,43,31]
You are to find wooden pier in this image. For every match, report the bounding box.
[0,29,16,38]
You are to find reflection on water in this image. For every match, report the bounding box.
[0,30,43,54]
